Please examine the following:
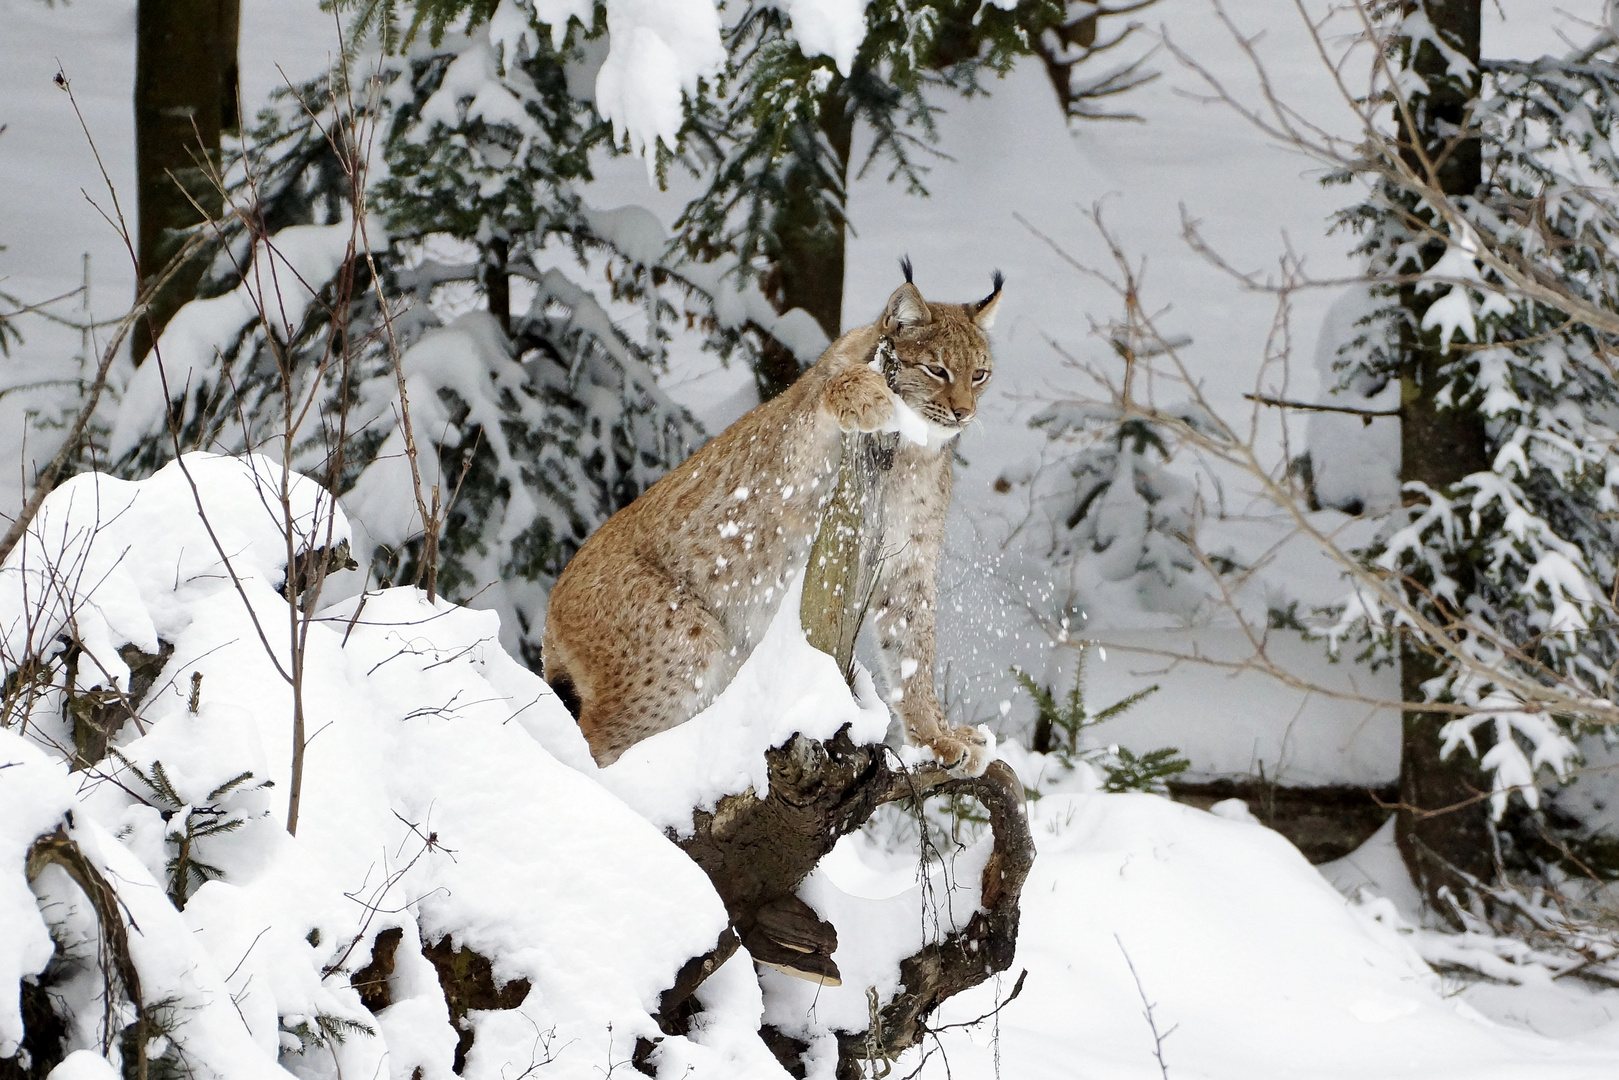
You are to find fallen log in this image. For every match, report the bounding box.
[667,728,1033,1078]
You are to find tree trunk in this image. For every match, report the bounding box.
[1394,0,1496,916]
[132,0,240,363]
[484,236,511,336]
[756,81,855,400]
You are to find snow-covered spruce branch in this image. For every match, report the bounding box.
[1068,2,1619,830]
[1038,204,1603,821]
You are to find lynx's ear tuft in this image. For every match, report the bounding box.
[899,254,914,284]
[883,281,932,329]
[973,271,1004,329]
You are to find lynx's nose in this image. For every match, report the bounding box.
[952,406,973,423]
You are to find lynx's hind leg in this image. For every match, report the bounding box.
[547,558,728,766]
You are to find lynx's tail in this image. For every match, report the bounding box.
[543,659,583,719]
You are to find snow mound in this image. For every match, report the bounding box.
[1,452,349,690]
[0,459,792,1080]
[899,792,1619,1079]
[601,570,891,835]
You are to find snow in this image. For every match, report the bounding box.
[775,0,868,75]
[8,728,305,1080]
[1305,286,1402,513]
[0,453,349,694]
[109,221,371,462]
[9,0,1619,1077]
[874,365,939,447]
[892,793,1619,1079]
[0,462,792,1079]
[601,570,891,836]
[5,459,1619,1077]
[594,0,725,159]
[46,1050,120,1080]
[0,733,75,1059]
[590,0,875,157]
[763,832,993,1038]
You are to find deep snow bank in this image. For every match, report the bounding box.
[5,456,1619,1080]
[895,792,1619,1079]
[0,456,786,1080]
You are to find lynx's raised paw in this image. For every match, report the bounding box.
[929,724,995,778]
[825,365,894,433]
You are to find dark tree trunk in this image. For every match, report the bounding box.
[756,81,855,400]
[484,236,511,336]
[1394,0,1496,916]
[132,0,240,363]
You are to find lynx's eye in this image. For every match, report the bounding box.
[919,364,951,383]
[971,368,992,386]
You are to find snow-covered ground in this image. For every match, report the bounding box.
[3,457,1617,1080]
[7,1,1619,1078]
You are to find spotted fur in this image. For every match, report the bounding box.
[543,274,1002,770]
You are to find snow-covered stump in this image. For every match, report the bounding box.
[670,385,1035,1075]
[674,728,1033,1077]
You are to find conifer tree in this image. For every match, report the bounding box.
[1391,0,1496,912]
[1331,2,1619,910]
[112,19,704,665]
[133,0,242,362]
[677,1,1158,398]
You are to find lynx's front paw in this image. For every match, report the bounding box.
[929,724,995,778]
[825,366,894,433]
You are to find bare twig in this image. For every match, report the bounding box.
[1115,935,1175,1080]
[1243,393,1399,418]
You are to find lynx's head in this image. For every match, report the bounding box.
[877,260,1001,438]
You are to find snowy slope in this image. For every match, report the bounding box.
[892,793,1619,1079]
[3,456,1616,1080]
[0,456,788,1079]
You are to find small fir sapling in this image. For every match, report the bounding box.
[1022,403,1205,616]
[1014,645,1186,795]
[278,1013,377,1059]
[110,674,273,910]
[112,752,272,911]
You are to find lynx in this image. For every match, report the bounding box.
[542,266,1002,775]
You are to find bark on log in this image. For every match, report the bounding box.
[24,825,151,1080]
[670,729,1033,1077]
